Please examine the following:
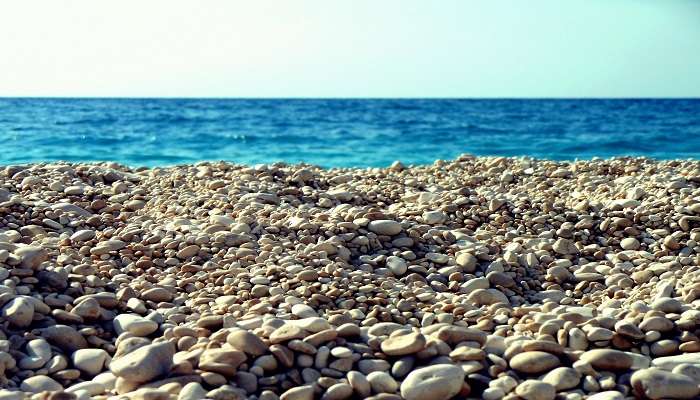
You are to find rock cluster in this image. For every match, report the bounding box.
[0,156,699,399]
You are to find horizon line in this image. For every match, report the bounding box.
[1,96,699,100]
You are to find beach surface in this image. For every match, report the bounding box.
[1,156,700,399]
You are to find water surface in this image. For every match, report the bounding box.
[1,98,698,167]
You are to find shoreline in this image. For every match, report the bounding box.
[1,157,699,399]
[1,153,699,171]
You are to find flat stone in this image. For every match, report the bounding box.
[176,245,200,259]
[620,237,640,250]
[20,375,63,393]
[72,348,110,376]
[652,353,700,370]
[198,348,247,377]
[542,367,581,391]
[114,314,159,336]
[280,385,314,400]
[270,324,306,343]
[291,303,317,318]
[381,332,426,356]
[2,297,34,327]
[510,351,561,374]
[400,364,465,400]
[110,341,175,383]
[368,220,402,236]
[14,246,48,268]
[41,325,88,353]
[141,287,173,302]
[227,329,269,356]
[19,338,52,369]
[631,368,700,399]
[515,380,556,400]
[70,229,96,242]
[580,349,633,370]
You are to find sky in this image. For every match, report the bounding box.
[0,0,699,98]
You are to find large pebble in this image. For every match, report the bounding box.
[109,341,174,383]
[510,351,560,374]
[400,364,465,400]
[367,220,402,236]
[579,349,633,370]
[631,368,700,399]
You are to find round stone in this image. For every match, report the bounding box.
[380,332,426,356]
[620,237,640,250]
[367,220,402,236]
[400,364,465,400]
[510,351,561,374]
[579,349,633,370]
[631,368,700,399]
[515,380,556,400]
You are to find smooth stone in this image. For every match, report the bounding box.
[651,297,683,313]
[347,371,371,398]
[19,338,52,369]
[65,381,106,396]
[386,256,408,276]
[367,371,398,394]
[109,341,175,383]
[367,220,402,236]
[456,252,477,272]
[620,237,640,250]
[70,230,96,242]
[400,364,465,400]
[579,349,633,370]
[631,368,700,399]
[178,382,208,400]
[199,349,247,376]
[41,325,88,353]
[322,383,353,400]
[270,324,306,343]
[2,297,34,327]
[141,287,173,302]
[510,351,561,374]
[227,329,269,356]
[587,391,625,400]
[291,303,318,318]
[542,367,581,391]
[176,244,200,259]
[639,316,674,332]
[515,380,556,400]
[72,348,110,376]
[114,314,159,336]
[14,246,48,268]
[20,375,63,393]
[280,385,314,400]
[652,353,700,370]
[380,332,426,356]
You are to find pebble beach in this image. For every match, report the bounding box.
[1,155,700,400]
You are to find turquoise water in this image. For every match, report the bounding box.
[1,98,698,167]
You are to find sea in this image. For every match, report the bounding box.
[1,98,699,168]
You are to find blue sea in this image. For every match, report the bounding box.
[1,98,699,168]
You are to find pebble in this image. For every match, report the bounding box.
[72,348,110,376]
[2,158,700,399]
[109,342,174,383]
[20,375,63,393]
[509,351,561,374]
[114,314,159,336]
[515,380,556,400]
[579,349,633,370]
[367,220,402,236]
[400,364,464,400]
[380,332,426,356]
[631,368,700,399]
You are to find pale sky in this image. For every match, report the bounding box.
[0,0,698,98]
